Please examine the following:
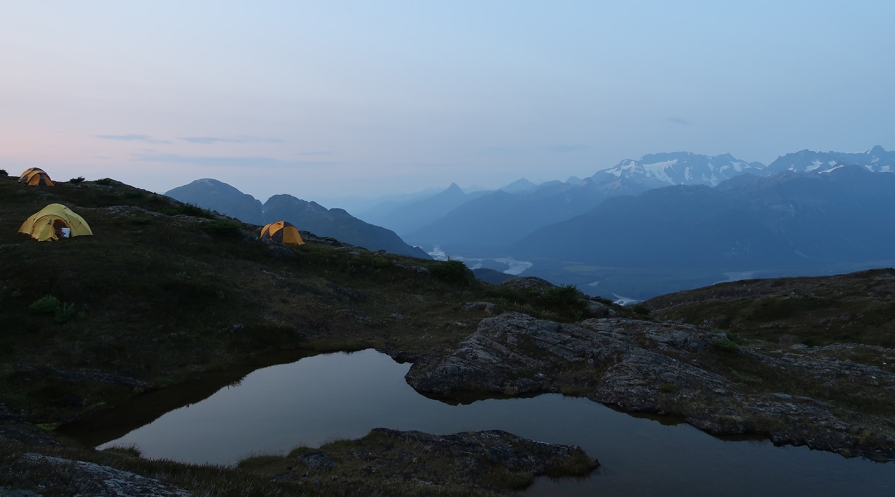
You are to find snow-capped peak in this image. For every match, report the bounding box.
[767,146,894,175]
[591,152,765,188]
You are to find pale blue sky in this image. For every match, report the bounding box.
[1,1,893,202]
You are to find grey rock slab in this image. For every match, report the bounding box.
[370,428,597,476]
[405,312,895,461]
[20,454,189,497]
[0,488,42,497]
[296,451,336,470]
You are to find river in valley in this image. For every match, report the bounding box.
[63,350,894,496]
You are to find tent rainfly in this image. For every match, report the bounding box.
[18,168,44,181]
[19,204,93,242]
[260,221,304,245]
[19,168,54,186]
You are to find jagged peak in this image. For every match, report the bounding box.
[500,178,539,193]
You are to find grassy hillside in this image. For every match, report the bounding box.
[644,269,895,347]
[0,176,618,425]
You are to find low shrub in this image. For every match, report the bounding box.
[631,304,651,317]
[659,382,677,393]
[27,295,85,323]
[68,176,85,184]
[55,302,84,323]
[0,169,8,177]
[28,295,61,314]
[95,178,114,186]
[166,203,215,219]
[201,219,244,238]
[715,337,740,352]
[729,368,762,384]
[430,260,473,285]
[121,190,145,199]
[543,285,581,305]
[591,295,614,305]
[539,310,559,320]
[490,285,522,302]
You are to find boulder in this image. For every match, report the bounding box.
[497,277,555,295]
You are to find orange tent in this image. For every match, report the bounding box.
[19,168,54,186]
[260,221,304,245]
[18,168,44,181]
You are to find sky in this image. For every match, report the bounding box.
[1,1,894,204]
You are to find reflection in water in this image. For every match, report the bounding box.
[91,350,893,497]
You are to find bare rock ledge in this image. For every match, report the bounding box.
[405,312,895,461]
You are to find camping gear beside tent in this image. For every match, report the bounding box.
[260,221,304,245]
[19,204,92,242]
[19,168,54,186]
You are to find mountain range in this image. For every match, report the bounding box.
[396,147,893,257]
[165,179,430,259]
[590,152,767,189]
[165,145,894,296]
[358,183,491,236]
[516,165,895,268]
[401,151,769,253]
[513,164,895,299]
[766,145,895,174]
[404,177,614,253]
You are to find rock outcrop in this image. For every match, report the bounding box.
[406,312,895,461]
[365,428,597,480]
[497,276,556,295]
[263,428,597,493]
[6,454,189,497]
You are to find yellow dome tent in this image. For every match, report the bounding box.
[19,204,93,242]
[260,221,304,245]
[19,168,54,186]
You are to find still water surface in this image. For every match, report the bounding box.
[92,350,893,496]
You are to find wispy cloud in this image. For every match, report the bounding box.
[546,145,588,153]
[134,153,329,168]
[96,134,172,144]
[299,150,333,156]
[179,136,284,144]
[479,146,524,155]
[667,117,690,125]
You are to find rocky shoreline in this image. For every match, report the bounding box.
[403,312,895,462]
[1,426,596,497]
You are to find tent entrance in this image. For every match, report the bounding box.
[52,219,70,238]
